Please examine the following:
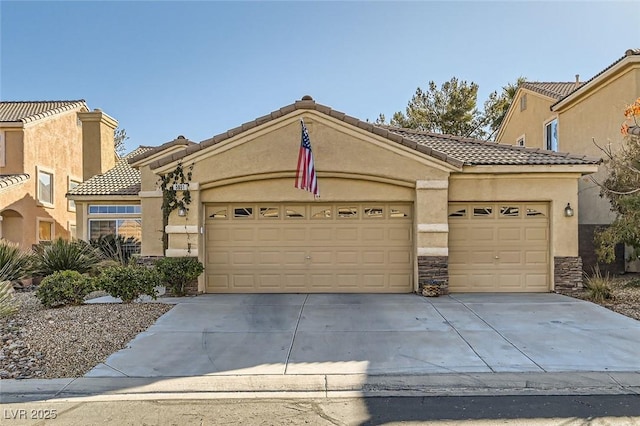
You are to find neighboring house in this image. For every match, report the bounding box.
[0,101,117,248]
[69,96,599,295]
[497,49,640,272]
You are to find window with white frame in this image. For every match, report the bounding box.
[67,177,80,211]
[545,118,558,151]
[87,204,142,241]
[37,167,54,206]
[37,218,54,242]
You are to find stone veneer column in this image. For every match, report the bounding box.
[416,180,450,295]
[554,256,583,291]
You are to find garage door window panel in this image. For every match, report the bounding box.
[364,207,384,219]
[338,207,358,218]
[259,207,280,219]
[473,207,493,217]
[311,206,332,219]
[500,206,520,217]
[286,206,305,218]
[234,207,254,219]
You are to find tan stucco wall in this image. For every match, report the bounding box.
[1,130,25,174]
[497,90,557,149]
[449,172,582,257]
[0,109,85,248]
[78,111,117,181]
[555,67,640,225]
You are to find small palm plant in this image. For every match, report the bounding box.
[0,240,33,282]
[32,238,103,277]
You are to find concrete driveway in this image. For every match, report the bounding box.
[86,293,640,377]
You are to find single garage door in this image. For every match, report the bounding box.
[205,203,413,293]
[448,202,550,292]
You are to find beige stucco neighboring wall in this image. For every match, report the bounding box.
[1,130,25,174]
[497,90,557,149]
[0,109,85,247]
[554,66,640,225]
[448,172,582,257]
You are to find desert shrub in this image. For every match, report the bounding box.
[0,280,18,318]
[90,234,141,266]
[33,238,103,277]
[583,269,613,303]
[96,265,160,303]
[155,257,204,296]
[36,270,96,308]
[0,240,33,282]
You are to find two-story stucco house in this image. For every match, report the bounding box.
[69,96,599,295]
[0,101,117,248]
[497,49,640,272]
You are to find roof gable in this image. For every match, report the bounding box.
[0,100,88,123]
[150,96,599,170]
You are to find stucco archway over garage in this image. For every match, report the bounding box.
[134,96,600,294]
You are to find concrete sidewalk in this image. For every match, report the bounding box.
[2,371,640,403]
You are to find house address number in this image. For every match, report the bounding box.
[172,183,189,191]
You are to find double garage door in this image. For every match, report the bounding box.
[205,203,413,293]
[448,202,550,292]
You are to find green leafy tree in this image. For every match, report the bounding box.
[481,77,526,140]
[389,78,482,137]
[380,77,525,140]
[595,97,640,264]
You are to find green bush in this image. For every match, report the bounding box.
[36,270,96,308]
[0,280,18,318]
[90,234,141,266]
[155,257,204,296]
[33,238,103,277]
[583,269,613,303]
[0,240,33,282]
[96,265,160,303]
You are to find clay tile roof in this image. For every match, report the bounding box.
[386,127,601,166]
[127,135,197,164]
[0,100,87,123]
[0,174,30,192]
[68,147,154,197]
[150,96,599,170]
[521,82,582,100]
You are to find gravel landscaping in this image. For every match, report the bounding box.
[1,273,639,380]
[0,291,172,379]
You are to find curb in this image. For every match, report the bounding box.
[2,372,640,403]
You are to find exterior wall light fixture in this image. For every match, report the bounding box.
[178,208,187,217]
[564,203,574,217]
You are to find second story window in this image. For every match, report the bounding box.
[37,168,54,206]
[545,119,558,151]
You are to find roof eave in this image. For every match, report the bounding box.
[552,54,640,111]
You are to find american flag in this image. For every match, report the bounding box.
[295,119,319,197]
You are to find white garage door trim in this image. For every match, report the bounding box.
[448,202,550,293]
[204,203,413,293]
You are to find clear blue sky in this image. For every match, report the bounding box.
[1,1,639,153]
